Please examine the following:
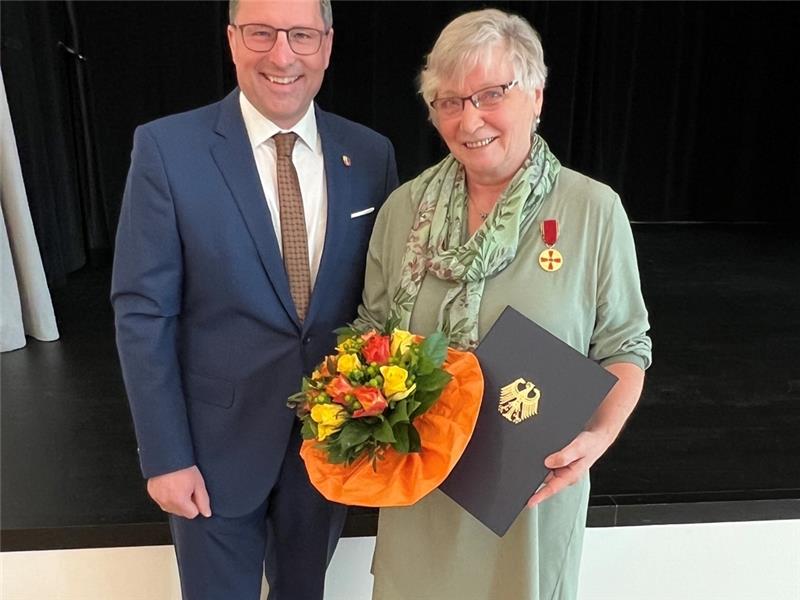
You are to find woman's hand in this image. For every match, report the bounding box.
[526,362,645,507]
[526,430,611,507]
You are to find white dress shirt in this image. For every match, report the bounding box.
[239,92,328,286]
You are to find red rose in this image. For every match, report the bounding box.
[352,386,388,418]
[361,333,391,364]
[325,375,354,405]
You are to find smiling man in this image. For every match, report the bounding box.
[229,0,331,129]
[111,1,398,598]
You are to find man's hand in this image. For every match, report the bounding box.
[147,465,212,519]
[526,430,611,507]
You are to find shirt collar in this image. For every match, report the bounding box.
[238,91,318,151]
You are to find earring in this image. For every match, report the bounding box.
[536,116,541,125]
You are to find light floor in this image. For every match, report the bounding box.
[2,520,798,600]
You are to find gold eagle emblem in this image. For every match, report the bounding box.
[498,378,541,424]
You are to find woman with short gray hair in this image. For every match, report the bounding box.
[357,8,651,599]
[418,9,548,117]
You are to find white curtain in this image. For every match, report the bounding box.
[1,67,59,352]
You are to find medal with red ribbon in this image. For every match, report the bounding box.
[538,219,563,272]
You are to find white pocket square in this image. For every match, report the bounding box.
[350,207,375,219]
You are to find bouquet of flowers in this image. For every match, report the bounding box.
[287,324,453,468]
[288,323,484,507]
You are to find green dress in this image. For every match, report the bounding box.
[357,167,652,600]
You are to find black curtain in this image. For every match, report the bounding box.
[3,1,800,286]
[1,0,232,286]
[72,1,233,247]
[322,1,800,221]
[2,1,86,287]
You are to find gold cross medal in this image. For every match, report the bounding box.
[538,219,563,272]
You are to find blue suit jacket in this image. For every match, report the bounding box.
[111,90,398,516]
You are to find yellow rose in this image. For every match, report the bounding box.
[380,365,409,398]
[390,329,414,356]
[389,382,416,401]
[310,403,345,425]
[337,353,362,377]
[310,404,346,441]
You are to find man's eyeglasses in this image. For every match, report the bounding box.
[232,23,329,55]
[430,81,519,118]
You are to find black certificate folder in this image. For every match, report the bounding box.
[439,306,618,536]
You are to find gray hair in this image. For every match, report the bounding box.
[419,9,547,118]
[229,0,333,30]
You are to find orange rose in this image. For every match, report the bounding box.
[352,386,388,418]
[361,332,391,364]
[325,375,353,405]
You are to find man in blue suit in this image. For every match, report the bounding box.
[111,1,397,598]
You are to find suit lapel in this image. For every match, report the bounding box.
[210,90,299,328]
[303,106,352,331]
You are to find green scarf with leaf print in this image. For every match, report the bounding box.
[388,135,560,350]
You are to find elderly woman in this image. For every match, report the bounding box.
[356,8,652,600]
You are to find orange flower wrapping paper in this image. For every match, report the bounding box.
[299,348,483,506]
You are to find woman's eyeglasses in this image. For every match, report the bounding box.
[430,81,518,118]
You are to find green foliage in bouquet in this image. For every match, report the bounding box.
[287,322,452,469]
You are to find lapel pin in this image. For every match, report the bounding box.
[342,155,352,167]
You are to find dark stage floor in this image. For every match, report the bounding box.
[2,224,799,551]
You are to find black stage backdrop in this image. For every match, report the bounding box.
[3,1,800,286]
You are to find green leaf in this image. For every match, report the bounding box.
[415,369,452,392]
[421,331,448,368]
[337,421,372,450]
[326,445,349,464]
[349,440,372,460]
[409,388,441,419]
[373,419,396,443]
[407,424,421,452]
[301,420,317,440]
[416,354,435,375]
[392,423,410,453]
[387,398,410,426]
[287,390,306,402]
[334,324,360,343]
[286,390,308,410]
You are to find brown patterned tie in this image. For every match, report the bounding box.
[273,132,311,321]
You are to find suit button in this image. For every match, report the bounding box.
[303,336,312,345]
